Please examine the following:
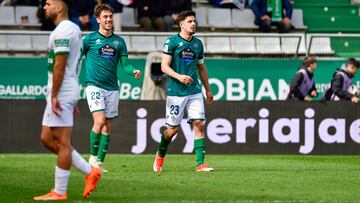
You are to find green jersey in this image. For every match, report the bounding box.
[83,31,128,91]
[163,34,204,96]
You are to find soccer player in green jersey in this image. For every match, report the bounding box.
[83,4,141,172]
[153,10,214,172]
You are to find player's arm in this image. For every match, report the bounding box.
[197,63,213,104]
[51,54,68,116]
[332,74,352,100]
[119,55,141,79]
[161,54,192,84]
[289,72,305,100]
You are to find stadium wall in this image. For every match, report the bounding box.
[1,57,358,100]
[1,100,360,155]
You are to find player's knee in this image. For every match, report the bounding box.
[166,127,179,138]
[40,135,51,147]
[94,117,106,128]
[193,120,204,131]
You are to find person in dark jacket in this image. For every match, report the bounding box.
[287,57,318,101]
[322,58,359,103]
[133,0,166,31]
[164,0,192,31]
[250,0,293,33]
[70,0,98,31]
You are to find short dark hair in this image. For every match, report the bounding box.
[302,56,317,67]
[347,58,359,68]
[176,10,196,26]
[94,4,113,18]
[58,0,73,7]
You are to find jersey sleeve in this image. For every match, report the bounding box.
[163,37,176,55]
[118,37,128,56]
[53,29,72,55]
[198,40,204,60]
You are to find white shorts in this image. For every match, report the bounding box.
[42,100,77,127]
[166,93,205,126]
[86,85,119,119]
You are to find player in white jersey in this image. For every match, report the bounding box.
[33,0,102,201]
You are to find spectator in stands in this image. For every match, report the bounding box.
[250,0,293,33]
[132,0,166,31]
[70,0,98,31]
[164,0,192,31]
[286,56,318,101]
[321,58,360,103]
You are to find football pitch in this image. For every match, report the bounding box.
[1,154,360,203]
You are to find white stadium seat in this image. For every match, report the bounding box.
[0,6,16,25]
[206,37,231,53]
[15,6,39,25]
[131,36,157,52]
[231,37,256,54]
[231,9,257,28]
[256,37,282,54]
[7,35,32,51]
[281,36,306,54]
[32,35,49,51]
[122,7,139,28]
[208,8,232,28]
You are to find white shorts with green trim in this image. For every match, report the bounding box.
[42,99,77,127]
[86,85,119,119]
[165,93,205,126]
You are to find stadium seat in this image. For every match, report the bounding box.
[231,9,257,29]
[7,35,32,51]
[206,37,231,53]
[308,37,334,55]
[15,6,40,25]
[231,37,256,54]
[130,36,157,52]
[122,7,139,28]
[208,8,233,28]
[0,6,16,25]
[0,34,6,50]
[255,37,281,54]
[281,36,306,54]
[193,7,209,27]
[32,35,49,51]
[291,9,307,30]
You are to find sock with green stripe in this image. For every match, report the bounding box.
[98,134,111,162]
[194,138,206,166]
[158,132,172,158]
[90,130,101,156]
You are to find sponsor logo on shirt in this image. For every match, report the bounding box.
[99,44,116,59]
[179,48,196,62]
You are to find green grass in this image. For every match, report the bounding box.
[1,154,360,202]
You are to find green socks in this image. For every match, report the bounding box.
[194,138,206,166]
[90,130,101,156]
[158,134,171,158]
[98,134,111,162]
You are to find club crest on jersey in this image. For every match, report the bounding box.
[99,44,116,58]
[194,43,198,48]
[96,39,101,44]
[179,48,196,62]
[113,40,120,48]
